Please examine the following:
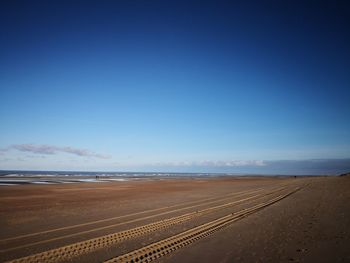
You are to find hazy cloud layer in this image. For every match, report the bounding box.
[198,160,266,167]
[10,144,111,159]
[140,159,350,175]
[150,160,266,167]
[262,159,350,175]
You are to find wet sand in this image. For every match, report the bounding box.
[0,176,349,262]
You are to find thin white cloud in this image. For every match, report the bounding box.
[9,144,111,159]
[198,160,266,167]
[121,159,350,175]
[148,160,266,167]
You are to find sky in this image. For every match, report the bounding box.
[0,0,350,174]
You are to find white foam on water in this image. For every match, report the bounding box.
[4,174,21,177]
[77,179,106,183]
[31,181,56,184]
[105,178,128,182]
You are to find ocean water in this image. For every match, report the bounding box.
[0,170,228,186]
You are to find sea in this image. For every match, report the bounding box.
[0,170,235,186]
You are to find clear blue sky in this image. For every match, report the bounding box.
[1,0,350,174]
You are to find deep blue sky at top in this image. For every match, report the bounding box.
[0,0,349,172]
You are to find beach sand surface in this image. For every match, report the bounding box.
[0,176,349,262]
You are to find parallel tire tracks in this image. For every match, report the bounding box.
[105,188,300,263]
[0,187,268,244]
[5,187,287,263]
[0,187,270,253]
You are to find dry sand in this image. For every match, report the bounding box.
[165,176,350,263]
[0,176,349,262]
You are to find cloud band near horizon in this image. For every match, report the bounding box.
[1,144,349,175]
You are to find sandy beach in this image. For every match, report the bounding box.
[2,1,350,262]
[0,176,349,263]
